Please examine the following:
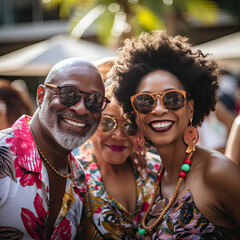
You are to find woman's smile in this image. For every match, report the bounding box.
[149,120,174,132]
[106,144,128,152]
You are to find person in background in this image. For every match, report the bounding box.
[197,101,235,153]
[111,30,240,239]
[197,74,239,154]
[0,58,109,239]
[225,114,240,166]
[76,59,161,240]
[0,79,35,130]
[234,78,240,114]
[218,71,238,114]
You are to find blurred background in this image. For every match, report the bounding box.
[0,0,240,152]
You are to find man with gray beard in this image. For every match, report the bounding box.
[0,58,109,239]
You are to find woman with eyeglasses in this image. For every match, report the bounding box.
[75,60,161,240]
[110,31,240,239]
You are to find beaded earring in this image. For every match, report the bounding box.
[135,131,145,155]
[183,118,199,153]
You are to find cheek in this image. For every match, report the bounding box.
[91,132,106,151]
[136,114,147,134]
[92,114,102,127]
[128,136,135,152]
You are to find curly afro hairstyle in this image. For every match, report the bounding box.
[111,30,220,127]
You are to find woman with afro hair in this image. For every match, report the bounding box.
[111,30,240,239]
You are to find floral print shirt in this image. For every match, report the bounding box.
[0,115,86,240]
[76,142,161,240]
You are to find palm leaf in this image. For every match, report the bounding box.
[0,146,16,182]
[133,4,165,32]
[176,0,218,24]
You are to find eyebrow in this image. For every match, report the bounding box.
[140,88,179,93]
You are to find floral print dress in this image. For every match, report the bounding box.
[0,115,86,240]
[144,190,232,240]
[76,142,161,240]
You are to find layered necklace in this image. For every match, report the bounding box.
[29,125,72,178]
[138,150,194,238]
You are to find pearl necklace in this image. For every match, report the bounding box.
[29,125,71,178]
[138,151,194,237]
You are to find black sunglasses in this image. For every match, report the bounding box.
[99,116,138,136]
[45,84,110,113]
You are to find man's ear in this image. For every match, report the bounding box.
[36,85,45,106]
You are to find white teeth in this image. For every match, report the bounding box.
[151,122,172,129]
[64,119,86,127]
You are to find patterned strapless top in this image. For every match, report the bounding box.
[147,190,231,240]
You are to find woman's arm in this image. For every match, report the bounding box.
[225,115,240,166]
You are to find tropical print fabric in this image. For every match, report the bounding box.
[76,142,161,240]
[148,190,231,240]
[0,115,86,240]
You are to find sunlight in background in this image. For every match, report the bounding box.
[71,5,106,39]
[111,11,130,37]
[108,3,120,13]
[163,0,173,5]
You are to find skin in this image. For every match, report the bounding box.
[0,100,9,130]
[135,70,240,235]
[30,58,105,238]
[91,100,137,213]
[225,114,240,166]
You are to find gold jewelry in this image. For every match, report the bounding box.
[29,125,71,178]
[37,146,70,178]
[138,151,194,237]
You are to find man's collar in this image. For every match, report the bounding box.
[12,115,42,173]
[12,115,86,185]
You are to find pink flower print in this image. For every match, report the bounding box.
[74,186,86,202]
[142,201,150,212]
[51,218,71,240]
[85,172,90,182]
[154,163,160,171]
[21,193,72,240]
[89,163,98,171]
[94,207,102,214]
[14,158,42,189]
[134,213,141,224]
[6,136,16,153]
[21,193,47,239]
[135,201,150,223]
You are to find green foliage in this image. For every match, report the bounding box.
[95,9,115,45]
[41,0,227,47]
[133,4,165,31]
[176,0,218,25]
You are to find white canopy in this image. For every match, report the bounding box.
[0,35,115,76]
[196,31,240,74]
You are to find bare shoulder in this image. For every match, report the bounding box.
[191,146,240,228]
[202,148,240,187]
[197,146,240,227]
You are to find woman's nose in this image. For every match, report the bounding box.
[151,97,169,114]
[111,125,127,139]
